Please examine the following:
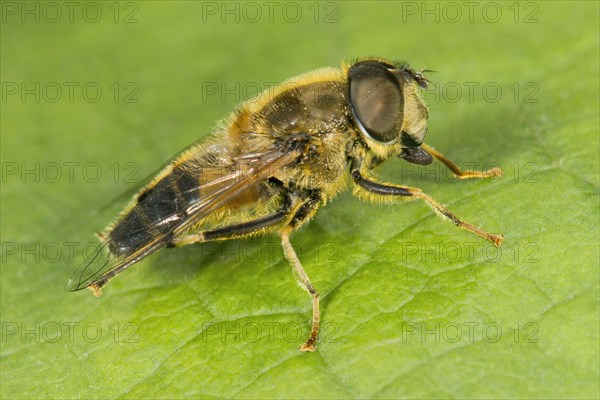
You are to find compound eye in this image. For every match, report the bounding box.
[349,62,403,144]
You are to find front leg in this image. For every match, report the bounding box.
[351,168,503,247]
[420,143,502,179]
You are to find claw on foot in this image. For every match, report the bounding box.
[88,284,102,297]
[490,234,504,247]
[486,167,503,178]
[300,340,317,352]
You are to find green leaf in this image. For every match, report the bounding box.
[1,2,598,399]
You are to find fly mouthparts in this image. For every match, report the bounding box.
[398,146,434,166]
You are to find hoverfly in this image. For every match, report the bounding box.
[68,57,503,352]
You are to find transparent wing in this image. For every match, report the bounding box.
[66,147,299,295]
[95,139,206,216]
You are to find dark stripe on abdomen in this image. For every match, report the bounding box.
[109,166,200,256]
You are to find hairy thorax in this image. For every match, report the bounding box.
[230,77,354,197]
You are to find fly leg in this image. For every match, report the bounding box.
[280,228,320,352]
[169,211,288,246]
[172,189,324,352]
[278,190,322,352]
[351,168,503,246]
[420,143,502,179]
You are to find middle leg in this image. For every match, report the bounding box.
[279,190,323,352]
[421,143,502,179]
